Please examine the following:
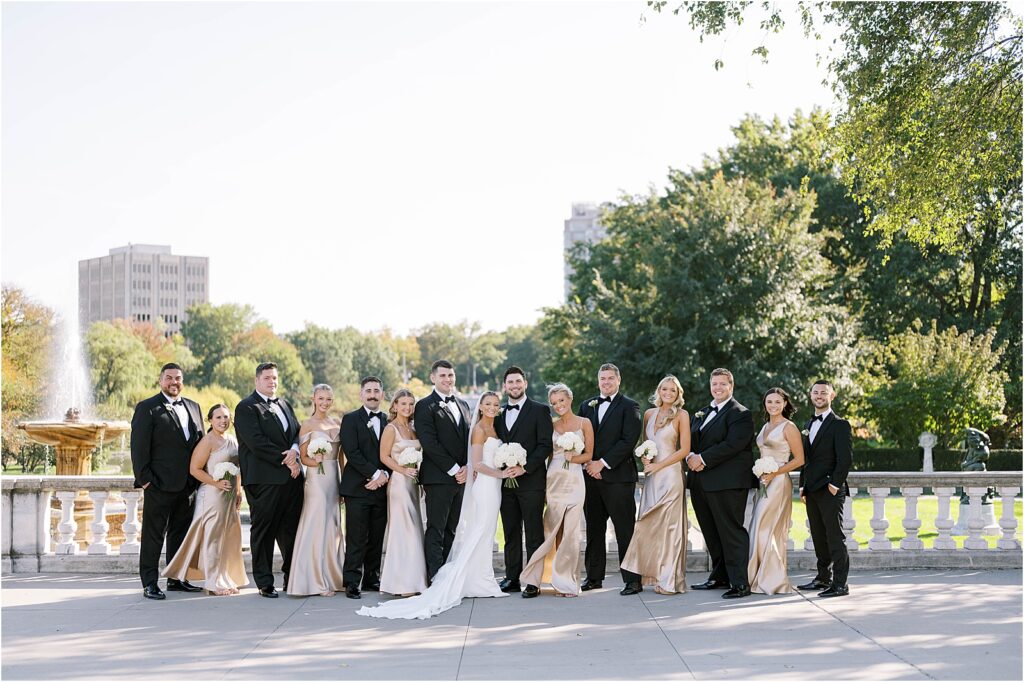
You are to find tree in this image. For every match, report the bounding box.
[210,356,259,399]
[180,303,259,384]
[286,323,359,387]
[85,321,158,407]
[494,324,549,400]
[858,321,1007,448]
[415,321,505,389]
[115,319,197,372]
[542,171,861,414]
[232,324,313,405]
[350,332,402,390]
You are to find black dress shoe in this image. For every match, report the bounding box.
[346,585,361,599]
[580,579,603,591]
[522,584,540,598]
[818,585,849,598]
[691,579,730,590]
[499,578,521,593]
[722,586,751,599]
[143,583,165,600]
[258,586,278,598]
[797,579,831,591]
[620,582,643,596]
[362,583,380,592]
[166,579,202,593]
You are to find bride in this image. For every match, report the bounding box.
[357,391,512,619]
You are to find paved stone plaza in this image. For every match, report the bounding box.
[1,569,1020,680]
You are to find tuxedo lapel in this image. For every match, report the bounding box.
[809,412,836,453]
[160,399,190,445]
[255,397,288,440]
[506,400,529,441]
[457,399,471,436]
[185,399,202,443]
[597,395,622,433]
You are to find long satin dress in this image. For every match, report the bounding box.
[620,416,687,593]
[163,437,247,592]
[747,421,795,594]
[286,430,345,596]
[380,434,429,596]
[519,428,586,595]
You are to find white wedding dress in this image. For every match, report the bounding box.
[357,436,507,619]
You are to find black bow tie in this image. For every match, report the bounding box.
[170,400,184,407]
[811,414,824,423]
[367,411,382,420]
[707,405,719,414]
[504,404,520,411]
[597,396,612,404]
[266,397,279,405]
[440,395,455,404]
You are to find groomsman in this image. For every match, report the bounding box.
[130,363,204,600]
[686,368,756,599]
[415,360,471,581]
[579,363,643,595]
[235,362,304,598]
[495,366,553,598]
[340,376,390,599]
[798,380,852,598]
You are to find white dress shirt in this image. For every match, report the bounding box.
[689,396,733,467]
[162,392,190,440]
[256,391,299,453]
[436,390,463,477]
[365,406,389,482]
[596,393,617,469]
[809,408,832,444]
[504,396,526,431]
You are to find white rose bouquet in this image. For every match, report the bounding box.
[752,457,780,498]
[634,440,658,463]
[494,443,528,488]
[396,446,423,482]
[308,437,332,475]
[210,461,240,505]
[555,431,585,469]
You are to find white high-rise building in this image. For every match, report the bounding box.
[78,244,209,335]
[563,202,608,299]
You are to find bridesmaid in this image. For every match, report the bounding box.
[287,384,345,597]
[747,387,805,595]
[620,375,690,595]
[163,404,247,595]
[379,388,429,597]
[520,384,593,597]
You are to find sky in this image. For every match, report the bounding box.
[2,0,838,335]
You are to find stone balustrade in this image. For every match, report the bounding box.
[2,471,1020,574]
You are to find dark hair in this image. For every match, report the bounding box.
[503,365,526,382]
[255,362,278,377]
[206,403,230,433]
[360,375,383,389]
[160,363,183,375]
[431,360,454,374]
[812,379,834,389]
[388,388,416,423]
[761,387,796,421]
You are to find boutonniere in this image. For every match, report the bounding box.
[801,429,810,437]
[694,410,707,420]
[588,399,598,409]
[366,420,374,429]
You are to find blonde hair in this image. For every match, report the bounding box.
[547,383,573,402]
[651,375,685,429]
[388,388,416,423]
[476,391,501,422]
[310,383,333,416]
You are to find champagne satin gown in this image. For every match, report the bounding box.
[163,437,247,592]
[747,421,795,594]
[380,434,429,596]
[286,430,345,596]
[520,427,586,595]
[620,416,687,593]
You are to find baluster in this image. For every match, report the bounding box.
[54,491,79,555]
[963,486,989,550]
[120,491,142,554]
[867,487,892,550]
[899,487,924,550]
[933,487,957,550]
[996,487,1021,550]
[686,514,693,552]
[786,515,794,552]
[606,518,617,553]
[87,491,111,555]
[843,488,858,551]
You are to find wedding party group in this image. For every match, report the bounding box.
[130,358,853,619]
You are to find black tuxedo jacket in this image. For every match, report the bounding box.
[688,397,757,492]
[339,407,389,498]
[415,391,471,485]
[799,412,853,496]
[234,391,303,486]
[130,393,203,492]
[495,398,553,491]
[578,394,642,484]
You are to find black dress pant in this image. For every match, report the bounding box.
[244,478,303,590]
[806,486,850,586]
[423,483,464,580]
[139,486,194,587]
[343,492,388,588]
[500,485,545,581]
[689,476,750,588]
[583,478,639,583]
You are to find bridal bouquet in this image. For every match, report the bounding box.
[210,461,240,505]
[752,457,780,498]
[308,437,332,475]
[494,443,527,488]
[396,446,423,481]
[555,431,585,469]
[634,440,658,464]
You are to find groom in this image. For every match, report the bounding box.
[495,366,553,598]
[415,360,471,581]
[685,368,756,599]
